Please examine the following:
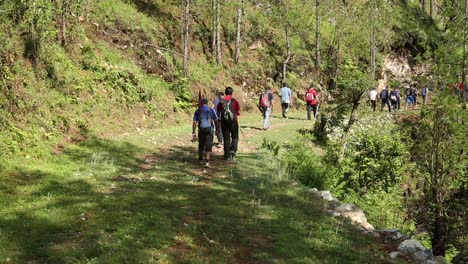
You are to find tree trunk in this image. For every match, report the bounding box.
[431,214,448,256]
[212,0,216,54]
[315,0,321,74]
[282,1,290,84]
[421,0,426,11]
[463,0,467,88]
[58,0,68,47]
[282,24,291,84]
[183,0,190,76]
[429,0,434,18]
[215,0,222,65]
[234,0,243,64]
[370,2,376,79]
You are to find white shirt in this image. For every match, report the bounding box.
[369,90,378,101]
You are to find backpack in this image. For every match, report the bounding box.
[260,91,270,107]
[306,90,315,102]
[421,87,427,96]
[390,91,397,101]
[221,99,235,122]
[199,107,213,133]
[380,90,388,100]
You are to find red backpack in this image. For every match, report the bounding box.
[306,90,315,102]
[260,91,270,107]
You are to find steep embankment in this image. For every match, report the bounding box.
[0,112,391,263]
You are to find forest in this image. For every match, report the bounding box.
[0,0,467,263]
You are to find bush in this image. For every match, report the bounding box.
[284,141,329,190]
[324,126,409,194]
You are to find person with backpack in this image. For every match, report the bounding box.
[305,86,318,120]
[421,86,429,106]
[259,86,274,130]
[380,86,391,112]
[216,86,241,161]
[280,82,292,118]
[212,91,224,147]
[369,87,378,112]
[390,88,399,111]
[405,87,416,109]
[193,98,219,168]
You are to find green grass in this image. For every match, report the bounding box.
[0,111,386,263]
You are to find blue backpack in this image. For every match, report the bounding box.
[199,107,213,133]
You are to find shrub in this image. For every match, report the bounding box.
[325,126,409,194]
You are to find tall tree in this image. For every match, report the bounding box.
[463,0,467,87]
[282,0,291,84]
[211,0,217,59]
[315,0,321,74]
[215,0,221,65]
[409,92,467,257]
[183,0,190,76]
[430,0,434,18]
[369,0,376,79]
[234,0,244,64]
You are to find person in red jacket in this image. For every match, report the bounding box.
[216,87,241,161]
[305,87,318,120]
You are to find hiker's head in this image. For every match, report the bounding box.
[225,86,233,95]
[201,98,208,105]
[218,91,224,97]
[282,82,287,88]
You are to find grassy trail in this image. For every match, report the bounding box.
[0,111,385,263]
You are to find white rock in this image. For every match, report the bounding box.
[398,239,426,255]
[319,191,334,201]
[309,188,319,194]
[389,251,400,259]
[335,203,357,212]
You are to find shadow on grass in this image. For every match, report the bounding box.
[0,136,382,263]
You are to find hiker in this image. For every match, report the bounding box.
[259,86,274,130]
[390,88,399,111]
[280,82,292,118]
[380,86,391,112]
[217,86,241,161]
[305,86,318,120]
[458,82,465,99]
[212,91,224,146]
[193,98,219,168]
[369,87,378,112]
[421,86,429,106]
[405,87,416,109]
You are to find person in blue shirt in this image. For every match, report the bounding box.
[280,82,292,118]
[193,99,219,168]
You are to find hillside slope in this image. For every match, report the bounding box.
[0,111,390,263]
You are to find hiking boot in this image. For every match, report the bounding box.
[198,159,204,165]
[204,162,210,168]
[230,151,236,161]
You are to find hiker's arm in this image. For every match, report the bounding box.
[235,100,241,116]
[192,121,197,139]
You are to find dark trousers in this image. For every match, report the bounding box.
[307,104,318,120]
[221,121,239,158]
[198,130,214,160]
[371,100,376,112]
[281,102,289,117]
[381,99,391,112]
[215,126,223,143]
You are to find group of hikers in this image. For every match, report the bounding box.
[192,84,319,168]
[369,85,430,112]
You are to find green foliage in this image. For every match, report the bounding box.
[261,138,281,157]
[325,125,408,194]
[283,141,329,190]
[407,91,467,256]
